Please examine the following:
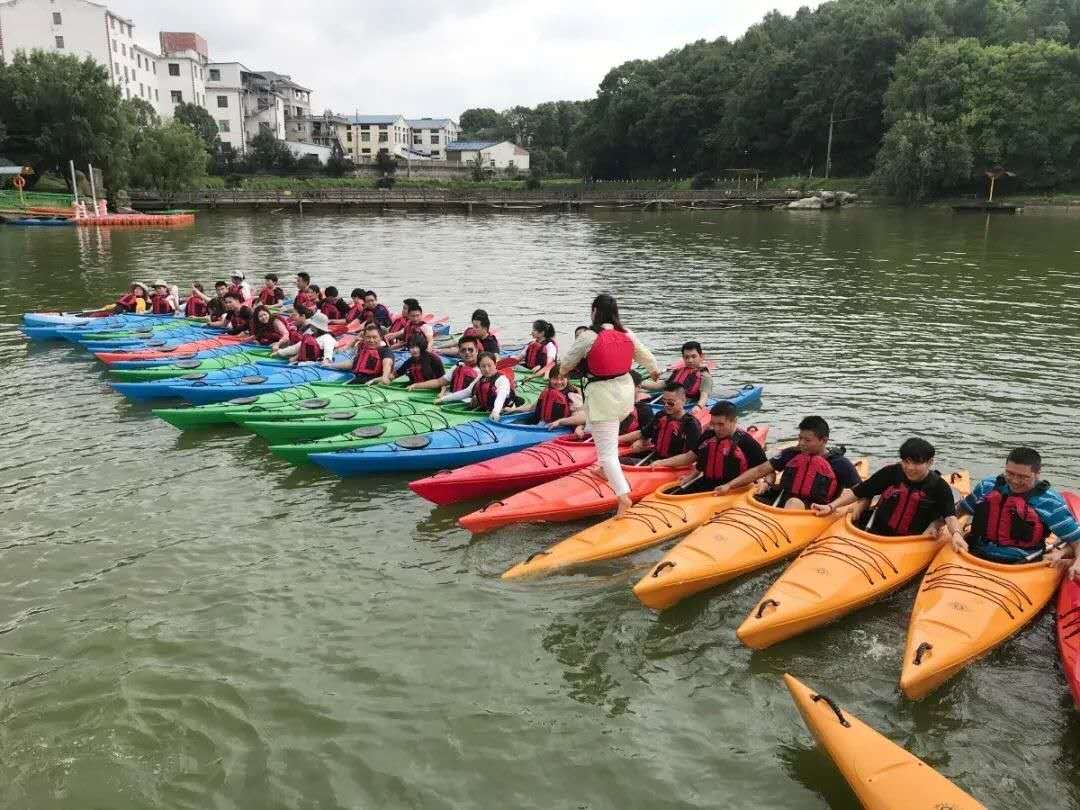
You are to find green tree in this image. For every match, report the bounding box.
[124,97,160,134]
[324,142,352,177]
[131,121,208,200]
[0,50,133,194]
[173,102,219,153]
[248,129,295,172]
[872,113,972,202]
[459,107,502,135]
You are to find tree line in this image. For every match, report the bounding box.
[462,0,1080,199]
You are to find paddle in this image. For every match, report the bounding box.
[675,472,703,492]
[634,452,655,467]
[1025,539,1068,563]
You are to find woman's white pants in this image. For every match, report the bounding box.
[587,420,630,497]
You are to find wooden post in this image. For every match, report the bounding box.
[988,175,996,203]
[825,109,834,179]
[69,160,80,205]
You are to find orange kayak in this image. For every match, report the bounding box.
[633,459,868,610]
[784,673,986,809]
[738,470,970,650]
[899,544,1063,699]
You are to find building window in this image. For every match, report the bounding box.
[114,62,120,74]
[378,131,388,143]
[123,66,128,80]
[52,12,62,24]
[259,122,271,132]
[296,123,302,131]
[361,148,371,155]
[171,90,182,103]
[431,150,441,158]
[152,62,156,74]
[217,95,228,108]
[168,63,180,76]
[218,120,230,133]
[112,39,117,51]
[154,89,159,100]
[111,17,116,29]
[210,68,220,81]
[295,106,302,117]
[139,83,143,96]
[431,134,440,144]
[413,134,422,145]
[55,35,64,48]
[361,131,370,142]
[359,124,369,131]
[346,131,352,142]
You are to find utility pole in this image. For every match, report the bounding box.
[825,109,835,179]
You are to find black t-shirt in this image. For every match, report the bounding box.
[395,353,445,383]
[642,411,702,458]
[693,428,768,485]
[351,345,396,383]
[619,401,654,436]
[769,447,862,488]
[478,334,499,353]
[225,305,253,335]
[853,464,956,536]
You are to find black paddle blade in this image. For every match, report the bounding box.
[395,434,431,449]
[327,411,357,420]
[350,425,387,438]
[299,398,331,409]
[240,375,269,385]
[228,396,259,405]
[175,359,202,369]
[181,372,208,380]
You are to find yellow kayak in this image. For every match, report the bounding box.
[633,457,868,611]
[784,673,986,809]
[501,482,752,580]
[738,471,971,650]
[900,544,1063,699]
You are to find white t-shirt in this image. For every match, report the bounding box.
[442,373,511,419]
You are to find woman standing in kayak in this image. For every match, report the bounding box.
[560,294,660,517]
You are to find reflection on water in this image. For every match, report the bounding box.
[1,208,1079,808]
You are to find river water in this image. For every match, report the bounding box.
[1,207,1078,809]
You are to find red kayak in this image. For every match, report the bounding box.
[95,334,253,364]
[1055,491,1080,710]
[409,436,636,506]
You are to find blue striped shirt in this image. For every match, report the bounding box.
[959,477,1080,557]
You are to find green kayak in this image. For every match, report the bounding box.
[109,349,277,381]
[270,409,480,465]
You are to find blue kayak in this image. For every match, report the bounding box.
[7,217,72,226]
[308,384,764,478]
[110,362,354,404]
[22,312,178,340]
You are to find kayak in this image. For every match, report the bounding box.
[633,460,869,611]
[309,419,573,477]
[784,673,986,809]
[108,343,265,369]
[269,409,481,465]
[153,382,414,430]
[95,334,253,363]
[76,327,218,351]
[499,426,769,578]
[737,471,971,650]
[110,363,353,404]
[242,398,461,440]
[899,545,1063,700]
[1058,579,1080,711]
[108,348,278,381]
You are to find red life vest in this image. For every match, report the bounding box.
[970,479,1049,551]
[149,293,174,314]
[224,309,250,334]
[115,293,140,312]
[472,374,505,411]
[650,412,693,458]
[320,299,341,319]
[253,316,287,345]
[873,474,939,536]
[699,430,750,484]
[670,367,703,400]
[258,287,281,305]
[449,364,479,392]
[779,452,840,505]
[184,297,207,317]
[619,405,643,434]
[227,283,244,298]
[406,355,440,383]
[535,387,571,423]
[403,320,426,343]
[295,290,317,310]
[296,333,324,362]
[389,315,408,334]
[351,345,385,377]
[345,303,365,323]
[524,340,551,368]
[586,329,634,379]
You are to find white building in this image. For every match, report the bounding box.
[205,64,318,158]
[405,118,460,161]
[157,32,208,118]
[446,141,530,171]
[343,115,414,162]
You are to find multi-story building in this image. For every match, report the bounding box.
[253,71,313,144]
[344,115,414,162]
[307,112,350,152]
[405,118,460,161]
[157,32,208,118]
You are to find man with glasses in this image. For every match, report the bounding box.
[407,336,482,394]
[953,447,1080,565]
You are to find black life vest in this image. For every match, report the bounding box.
[650,412,694,459]
[296,333,324,362]
[150,293,174,314]
[184,297,207,317]
[449,364,479,392]
[352,345,385,377]
[970,477,1050,551]
[523,340,551,369]
[586,329,633,380]
[670,367,703,400]
[872,472,940,536]
[699,430,750,484]
[778,451,841,505]
[535,387,571,423]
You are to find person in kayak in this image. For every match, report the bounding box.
[114,282,149,313]
[220,293,254,336]
[183,283,209,318]
[386,300,434,347]
[952,447,1080,564]
[294,272,317,310]
[278,311,336,364]
[716,415,861,510]
[228,272,252,302]
[250,305,291,346]
[258,274,285,305]
[319,286,347,321]
[642,341,712,405]
[394,333,445,385]
[624,382,702,465]
[408,336,482,393]
[811,438,965,538]
[386,298,414,336]
[505,368,581,425]
[200,281,230,324]
[517,320,558,372]
[441,309,499,357]
[560,294,661,516]
[436,351,521,420]
[324,322,394,384]
[362,290,393,329]
[658,400,768,492]
[149,280,177,314]
[338,288,366,325]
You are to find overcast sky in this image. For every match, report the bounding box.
[111,1,821,119]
